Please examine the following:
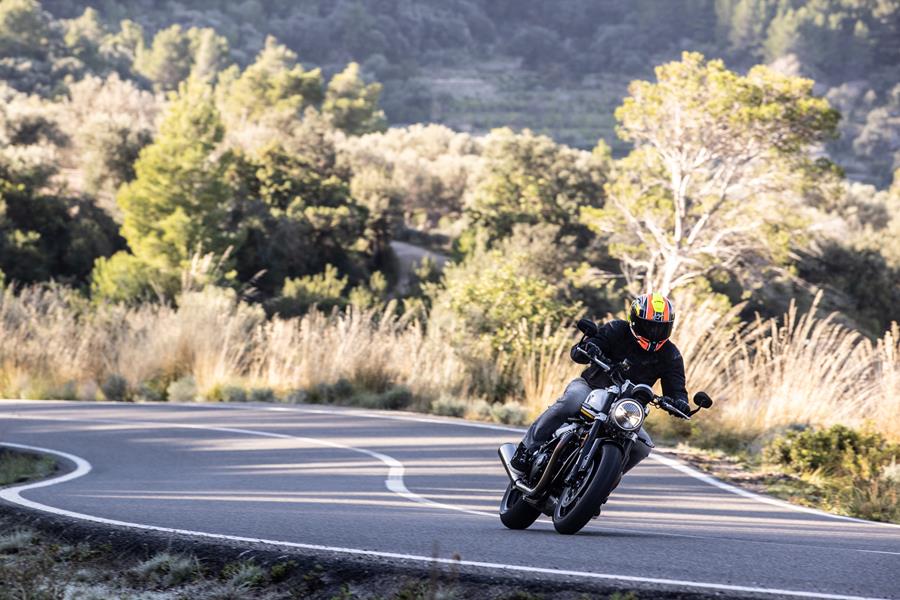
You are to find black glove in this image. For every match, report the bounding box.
[582,341,603,359]
[668,397,691,416]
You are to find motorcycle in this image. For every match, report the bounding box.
[497,318,714,535]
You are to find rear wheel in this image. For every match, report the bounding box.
[499,482,540,529]
[552,443,623,535]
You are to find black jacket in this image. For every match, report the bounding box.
[571,319,688,403]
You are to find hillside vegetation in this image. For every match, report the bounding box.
[1,0,899,519]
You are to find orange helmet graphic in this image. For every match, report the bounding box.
[628,292,675,352]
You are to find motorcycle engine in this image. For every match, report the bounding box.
[529,450,551,481]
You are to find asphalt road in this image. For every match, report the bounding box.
[1,400,898,599]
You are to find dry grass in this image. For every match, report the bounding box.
[677,292,900,442]
[1,285,898,442]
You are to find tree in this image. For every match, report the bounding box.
[0,0,49,59]
[466,127,608,244]
[582,52,840,294]
[134,24,193,91]
[108,78,235,283]
[323,62,386,135]
[217,36,323,128]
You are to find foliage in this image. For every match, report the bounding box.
[584,52,840,294]
[763,424,900,522]
[466,127,608,243]
[764,425,900,478]
[429,241,579,354]
[323,61,386,135]
[1,165,121,286]
[217,35,323,133]
[102,77,236,301]
[273,264,348,317]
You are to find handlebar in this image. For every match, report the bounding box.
[574,346,690,420]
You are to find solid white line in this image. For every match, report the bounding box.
[0,441,892,600]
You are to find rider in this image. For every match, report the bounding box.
[510,292,691,473]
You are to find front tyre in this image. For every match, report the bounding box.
[552,443,623,535]
[499,482,540,530]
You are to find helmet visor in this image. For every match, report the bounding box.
[632,318,673,342]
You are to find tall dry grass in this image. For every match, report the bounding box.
[676,292,900,441]
[0,286,467,402]
[1,285,898,442]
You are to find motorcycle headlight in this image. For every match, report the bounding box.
[611,399,645,431]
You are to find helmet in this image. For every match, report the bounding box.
[628,292,675,352]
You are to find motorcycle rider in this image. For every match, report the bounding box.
[510,292,691,474]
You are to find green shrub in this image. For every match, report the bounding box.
[100,374,129,402]
[205,384,247,403]
[355,386,413,410]
[305,379,354,404]
[764,425,900,478]
[248,387,275,403]
[135,378,168,402]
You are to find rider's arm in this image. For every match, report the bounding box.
[660,349,689,403]
[570,322,616,364]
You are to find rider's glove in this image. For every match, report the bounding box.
[582,341,603,359]
[669,397,691,416]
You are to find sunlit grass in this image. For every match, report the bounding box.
[1,286,898,444]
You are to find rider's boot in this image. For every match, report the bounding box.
[510,442,533,472]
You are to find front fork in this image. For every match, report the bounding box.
[564,419,635,486]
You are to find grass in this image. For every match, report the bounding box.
[0,520,649,599]
[2,283,899,519]
[0,448,56,486]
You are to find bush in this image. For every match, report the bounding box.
[764,425,900,478]
[489,401,528,425]
[166,376,197,403]
[100,374,129,402]
[305,379,354,404]
[355,385,413,410]
[206,384,247,403]
[431,396,467,417]
[248,387,275,403]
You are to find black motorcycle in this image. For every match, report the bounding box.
[497,318,713,535]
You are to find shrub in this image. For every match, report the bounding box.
[355,385,413,410]
[764,425,900,478]
[431,396,467,417]
[305,379,354,404]
[248,387,275,403]
[490,401,528,425]
[205,384,247,403]
[166,376,197,403]
[100,374,129,402]
[130,552,198,588]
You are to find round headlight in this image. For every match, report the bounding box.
[611,399,645,431]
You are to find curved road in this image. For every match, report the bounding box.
[1,400,898,599]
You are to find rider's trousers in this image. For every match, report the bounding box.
[521,377,652,473]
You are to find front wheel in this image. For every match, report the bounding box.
[552,443,623,535]
[499,482,540,529]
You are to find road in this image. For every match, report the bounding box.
[1,400,898,599]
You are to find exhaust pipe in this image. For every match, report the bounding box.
[498,432,573,497]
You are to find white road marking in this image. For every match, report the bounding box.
[0,440,893,600]
[0,413,487,517]
[243,403,900,529]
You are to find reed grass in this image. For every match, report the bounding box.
[1,285,898,442]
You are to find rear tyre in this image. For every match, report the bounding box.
[552,443,623,535]
[499,482,540,529]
